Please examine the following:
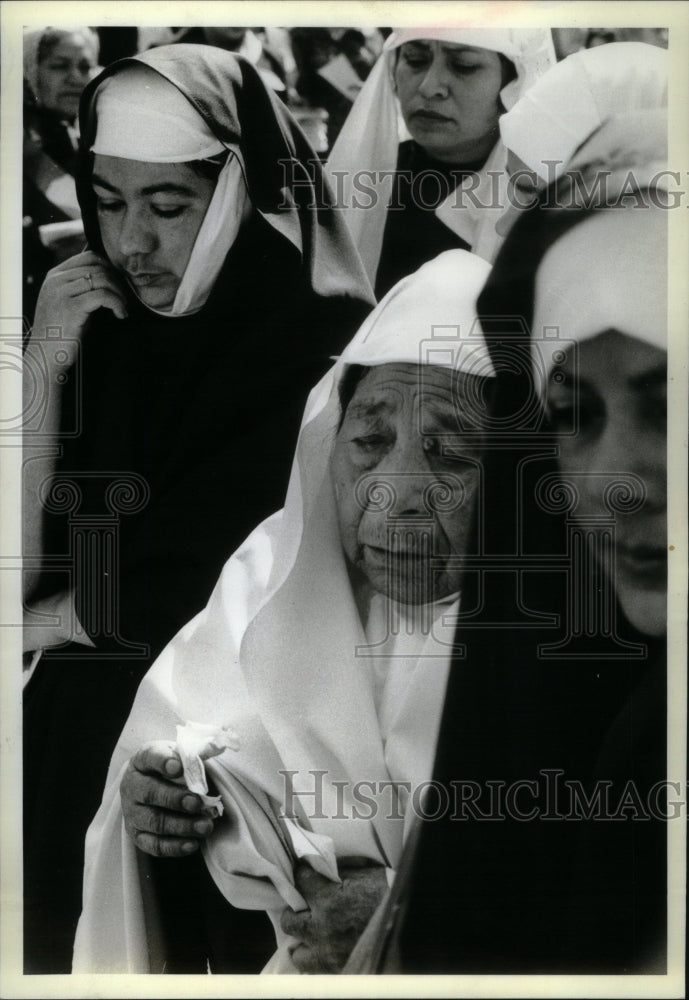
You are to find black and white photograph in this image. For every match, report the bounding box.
[1,1,686,995]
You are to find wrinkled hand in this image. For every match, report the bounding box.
[120,740,215,858]
[280,858,388,973]
[32,250,128,363]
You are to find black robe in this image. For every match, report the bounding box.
[365,194,668,975]
[23,46,373,974]
[374,140,483,299]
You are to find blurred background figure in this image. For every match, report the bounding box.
[23,26,100,322]
[585,27,668,48]
[138,25,292,96]
[287,28,386,155]
[551,25,668,58]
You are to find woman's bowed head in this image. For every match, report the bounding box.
[393,39,511,165]
[122,351,496,855]
[101,249,495,975]
[332,362,490,606]
[91,156,216,312]
[24,44,376,974]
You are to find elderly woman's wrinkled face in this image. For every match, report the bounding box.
[535,210,667,636]
[93,154,215,310]
[331,363,490,605]
[36,32,98,119]
[394,40,505,164]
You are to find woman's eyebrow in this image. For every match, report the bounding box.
[422,399,461,430]
[91,174,119,193]
[140,182,198,197]
[346,399,393,420]
[91,176,197,198]
[441,44,482,56]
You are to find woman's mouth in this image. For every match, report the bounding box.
[127,272,167,287]
[616,542,667,582]
[362,543,432,565]
[411,109,454,124]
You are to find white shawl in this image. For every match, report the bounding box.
[73,249,493,974]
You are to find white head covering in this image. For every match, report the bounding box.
[23,26,99,101]
[500,42,668,183]
[533,207,667,392]
[74,249,495,974]
[325,27,555,280]
[90,64,249,317]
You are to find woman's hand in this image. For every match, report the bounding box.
[32,250,128,363]
[281,858,389,973]
[120,741,215,858]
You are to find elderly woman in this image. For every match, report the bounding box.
[72,249,497,974]
[22,43,373,973]
[324,27,555,295]
[23,27,100,319]
[365,113,669,974]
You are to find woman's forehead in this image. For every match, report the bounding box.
[92,154,205,194]
[401,39,493,57]
[351,363,453,394]
[43,32,97,60]
[555,329,666,377]
[344,363,477,421]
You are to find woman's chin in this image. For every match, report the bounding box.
[617,585,667,638]
[134,287,176,312]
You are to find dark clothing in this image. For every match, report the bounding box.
[23,106,81,324]
[376,187,667,975]
[395,608,666,973]
[23,46,373,974]
[374,141,480,298]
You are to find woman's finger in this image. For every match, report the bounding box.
[130,803,214,839]
[131,741,181,778]
[125,768,199,814]
[77,287,128,321]
[132,830,201,859]
[64,269,112,297]
[51,250,111,274]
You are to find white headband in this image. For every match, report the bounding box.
[91,65,226,162]
[500,42,667,183]
[532,207,667,390]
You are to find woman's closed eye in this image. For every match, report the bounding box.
[425,437,480,469]
[352,434,389,452]
[96,198,124,214]
[96,199,188,220]
[149,202,188,219]
[447,58,482,75]
[400,47,432,70]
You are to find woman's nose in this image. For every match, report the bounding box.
[418,58,451,99]
[118,211,156,257]
[379,438,453,517]
[67,63,87,84]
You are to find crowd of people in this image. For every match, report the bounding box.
[21,22,672,978]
